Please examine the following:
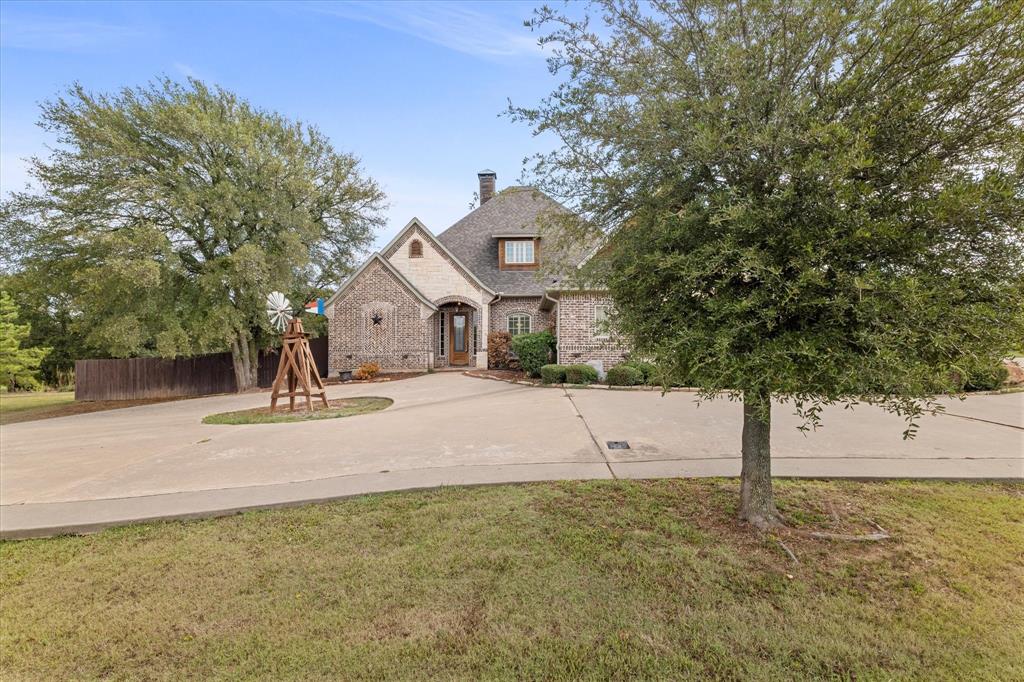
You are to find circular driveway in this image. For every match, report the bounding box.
[2,373,1020,538]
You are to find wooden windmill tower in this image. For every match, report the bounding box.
[265,291,329,412]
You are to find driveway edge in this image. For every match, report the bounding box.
[0,462,614,540]
[4,460,1020,540]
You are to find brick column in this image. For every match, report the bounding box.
[478,300,490,367]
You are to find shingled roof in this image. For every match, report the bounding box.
[436,186,579,296]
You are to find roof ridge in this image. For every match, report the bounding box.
[437,185,556,240]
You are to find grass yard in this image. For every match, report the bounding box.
[202,397,393,424]
[0,391,74,425]
[1,480,1022,680]
[0,391,192,425]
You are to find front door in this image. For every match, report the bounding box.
[449,312,469,366]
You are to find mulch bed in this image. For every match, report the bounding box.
[463,368,697,392]
[326,371,427,385]
[463,369,541,385]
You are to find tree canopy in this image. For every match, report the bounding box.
[513,0,1024,527]
[0,78,386,389]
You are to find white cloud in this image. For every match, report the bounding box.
[0,15,147,51]
[173,62,199,79]
[171,62,216,83]
[303,1,542,59]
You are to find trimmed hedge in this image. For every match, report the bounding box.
[510,331,556,377]
[622,360,657,384]
[606,364,643,386]
[540,364,568,384]
[963,361,1010,391]
[565,363,599,384]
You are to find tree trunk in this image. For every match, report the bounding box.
[739,389,783,529]
[230,332,256,392]
[247,336,259,388]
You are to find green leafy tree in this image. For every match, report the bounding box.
[1,79,385,390]
[1,272,84,387]
[513,0,1024,528]
[0,291,49,391]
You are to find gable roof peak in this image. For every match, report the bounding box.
[379,215,496,296]
[323,252,438,311]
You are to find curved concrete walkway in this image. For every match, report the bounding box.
[1,373,1020,538]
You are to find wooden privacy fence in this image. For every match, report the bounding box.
[257,336,328,388]
[75,337,329,401]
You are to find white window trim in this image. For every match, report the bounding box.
[593,304,611,339]
[504,240,535,265]
[506,312,532,336]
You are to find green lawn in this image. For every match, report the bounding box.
[0,391,74,425]
[202,397,393,424]
[1,480,1021,680]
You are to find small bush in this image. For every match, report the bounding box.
[510,331,556,377]
[962,361,1009,391]
[353,362,381,380]
[606,364,643,386]
[540,364,567,384]
[565,363,599,384]
[487,331,515,369]
[622,360,657,384]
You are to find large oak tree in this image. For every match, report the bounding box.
[514,0,1024,527]
[1,79,385,390]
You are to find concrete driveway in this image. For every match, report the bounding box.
[1,373,1021,537]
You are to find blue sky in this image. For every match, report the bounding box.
[0,0,572,249]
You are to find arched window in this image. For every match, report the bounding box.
[507,313,531,336]
[409,239,423,258]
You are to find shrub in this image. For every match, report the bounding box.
[540,364,568,384]
[565,363,599,384]
[962,361,1009,391]
[487,331,515,369]
[622,360,657,384]
[353,362,381,380]
[509,331,555,377]
[606,364,643,386]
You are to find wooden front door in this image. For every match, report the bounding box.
[449,312,470,365]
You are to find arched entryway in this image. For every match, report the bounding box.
[434,299,478,368]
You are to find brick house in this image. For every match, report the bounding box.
[324,170,629,373]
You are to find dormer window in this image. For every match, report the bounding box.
[504,240,534,264]
[409,239,423,258]
[496,236,539,271]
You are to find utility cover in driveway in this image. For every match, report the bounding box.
[606,441,630,450]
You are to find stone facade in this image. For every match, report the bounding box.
[384,223,490,367]
[328,259,434,372]
[385,225,489,310]
[488,296,555,337]
[555,291,629,370]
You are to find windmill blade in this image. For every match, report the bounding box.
[269,309,293,331]
[266,291,290,311]
[266,291,293,331]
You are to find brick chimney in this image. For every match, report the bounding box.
[478,169,496,205]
